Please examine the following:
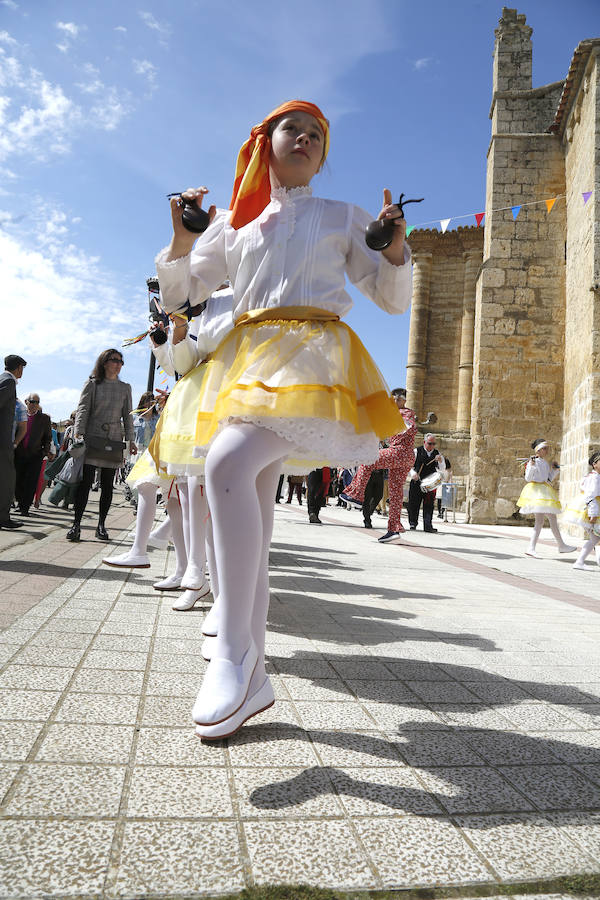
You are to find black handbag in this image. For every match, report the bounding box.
[85,432,126,465]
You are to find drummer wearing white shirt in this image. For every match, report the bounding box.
[408,433,445,533]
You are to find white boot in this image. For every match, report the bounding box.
[153,572,184,591]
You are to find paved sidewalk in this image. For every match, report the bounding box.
[2,499,600,898]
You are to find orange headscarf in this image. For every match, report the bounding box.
[229,100,330,230]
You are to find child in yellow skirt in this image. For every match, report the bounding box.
[156,100,412,739]
[517,438,576,558]
[564,450,600,570]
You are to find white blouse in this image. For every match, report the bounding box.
[151,288,234,377]
[525,457,558,483]
[155,186,412,322]
[582,471,600,518]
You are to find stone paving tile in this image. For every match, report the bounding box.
[0,763,20,802]
[126,766,232,818]
[141,696,195,728]
[457,813,598,879]
[547,811,600,859]
[0,664,74,692]
[459,730,563,766]
[5,763,126,816]
[280,676,353,701]
[145,671,198,697]
[35,724,135,764]
[293,700,376,730]
[309,729,404,768]
[114,821,245,898]
[0,689,61,720]
[416,765,535,814]
[228,725,319,768]
[68,668,145,695]
[55,692,140,725]
[244,820,375,889]
[331,765,442,816]
[394,730,486,767]
[496,703,584,731]
[234,765,343,818]
[81,649,148,670]
[499,764,600,810]
[355,816,492,887]
[135,727,227,767]
[26,630,93,650]
[0,821,116,897]
[0,721,44,761]
[11,646,84,667]
[361,701,450,730]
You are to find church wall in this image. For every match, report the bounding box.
[561,53,600,513]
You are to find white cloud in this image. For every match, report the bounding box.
[0,45,133,163]
[132,58,157,90]
[114,25,127,33]
[56,21,80,38]
[0,1,18,9]
[414,57,433,70]
[139,11,171,45]
[0,31,17,45]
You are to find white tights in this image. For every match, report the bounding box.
[529,513,568,551]
[177,476,208,584]
[575,533,600,566]
[132,483,187,576]
[205,423,288,688]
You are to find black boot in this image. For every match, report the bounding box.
[66,522,80,542]
[95,522,109,541]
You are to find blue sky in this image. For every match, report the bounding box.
[2,0,597,421]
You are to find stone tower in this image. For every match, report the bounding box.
[467,8,567,522]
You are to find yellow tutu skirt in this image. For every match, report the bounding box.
[183,308,405,473]
[148,362,209,477]
[563,493,600,535]
[126,448,174,489]
[516,481,561,515]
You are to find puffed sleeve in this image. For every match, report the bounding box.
[151,340,176,378]
[155,210,229,313]
[74,379,94,438]
[585,473,600,519]
[122,384,134,442]
[524,458,544,482]
[345,205,412,315]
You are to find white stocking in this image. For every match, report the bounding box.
[529,513,544,551]
[548,514,568,548]
[177,479,191,559]
[182,476,208,586]
[205,422,290,664]
[166,494,187,577]
[205,514,219,600]
[149,514,172,543]
[131,483,158,556]
[575,534,600,566]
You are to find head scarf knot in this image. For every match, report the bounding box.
[229,100,329,230]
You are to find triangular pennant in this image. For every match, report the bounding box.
[440,218,451,233]
[511,205,521,220]
[475,212,485,227]
[406,225,414,237]
[583,191,592,205]
[545,197,557,214]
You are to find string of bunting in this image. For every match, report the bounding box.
[405,190,593,237]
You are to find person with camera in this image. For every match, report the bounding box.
[66,349,136,542]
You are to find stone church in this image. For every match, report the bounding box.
[406,7,600,524]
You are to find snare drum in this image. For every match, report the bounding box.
[420,471,443,493]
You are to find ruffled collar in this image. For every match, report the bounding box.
[270,185,313,202]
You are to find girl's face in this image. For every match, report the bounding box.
[593,459,600,474]
[269,112,324,188]
[537,445,549,458]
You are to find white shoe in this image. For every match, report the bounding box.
[201,636,217,661]
[558,544,577,554]
[573,561,587,570]
[147,532,169,550]
[192,640,258,725]
[195,676,274,740]
[153,573,184,591]
[103,552,150,568]
[172,582,211,611]
[180,564,208,590]
[201,603,219,636]
[525,549,540,558]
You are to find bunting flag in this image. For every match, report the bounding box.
[403,190,592,233]
[406,225,414,237]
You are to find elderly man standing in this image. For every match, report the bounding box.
[14,392,52,517]
[408,433,445,533]
[0,355,26,529]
